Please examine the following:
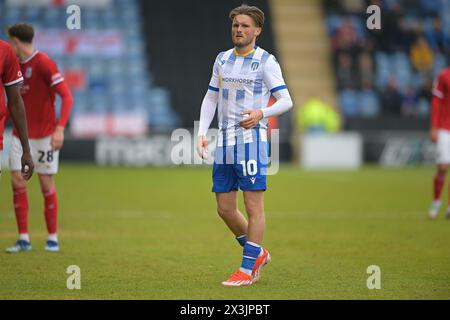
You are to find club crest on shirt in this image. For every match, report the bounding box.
[25,67,32,78]
[251,61,259,71]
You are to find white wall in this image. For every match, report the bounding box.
[301,132,363,170]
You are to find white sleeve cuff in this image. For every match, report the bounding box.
[261,89,293,118]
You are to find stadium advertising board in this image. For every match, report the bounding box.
[95,136,174,166]
[364,131,434,166]
[6,0,111,8]
[34,30,124,57]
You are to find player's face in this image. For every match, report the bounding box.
[232,15,261,48]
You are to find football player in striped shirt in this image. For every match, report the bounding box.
[197,5,293,286]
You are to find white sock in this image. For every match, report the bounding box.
[258,248,264,257]
[239,267,252,275]
[433,200,441,206]
[19,233,30,242]
[48,234,58,242]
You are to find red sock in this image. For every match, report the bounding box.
[434,172,445,201]
[13,187,29,234]
[43,188,58,234]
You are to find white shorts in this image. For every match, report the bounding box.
[436,129,450,164]
[9,135,59,175]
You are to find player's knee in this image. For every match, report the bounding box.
[41,187,56,197]
[39,175,55,193]
[438,165,449,174]
[217,206,236,219]
[244,200,263,217]
[11,172,26,188]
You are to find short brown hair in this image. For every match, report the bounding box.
[229,4,265,28]
[7,23,34,43]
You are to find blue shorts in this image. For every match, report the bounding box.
[212,130,269,193]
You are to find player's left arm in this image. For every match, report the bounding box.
[51,81,73,150]
[43,58,73,150]
[430,71,444,143]
[240,55,293,129]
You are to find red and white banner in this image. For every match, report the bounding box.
[70,113,149,137]
[34,30,124,57]
[7,0,111,9]
[63,69,87,91]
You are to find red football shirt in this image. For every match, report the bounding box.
[0,40,23,150]
[431,67,450,130]
[13,50,64,139]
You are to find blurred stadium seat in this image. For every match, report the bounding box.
[0,0,179,136]
[324,0,450,121]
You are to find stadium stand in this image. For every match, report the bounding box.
[0,0,179,135]
[270,0,337,111]
[323,0,450,130]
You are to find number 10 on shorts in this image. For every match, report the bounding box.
[240,160,257,176]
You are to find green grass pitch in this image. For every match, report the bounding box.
[0,164,449,299]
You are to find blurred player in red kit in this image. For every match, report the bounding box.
[0,39,34,181]
[429,65,450,220]
[5,23,73,253]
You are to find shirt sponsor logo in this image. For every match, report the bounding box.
[222,77,254,85]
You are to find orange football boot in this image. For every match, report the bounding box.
[222,270,253,286]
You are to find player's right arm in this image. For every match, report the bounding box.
[5,84,34,180]
[197,55,220,159]
[41,56,73,151]
[2,43,33,179]
[430,71,445,143]
[50,80,73,150]
[430,97,440,143]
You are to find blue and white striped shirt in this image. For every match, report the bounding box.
[208,46,287,146]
